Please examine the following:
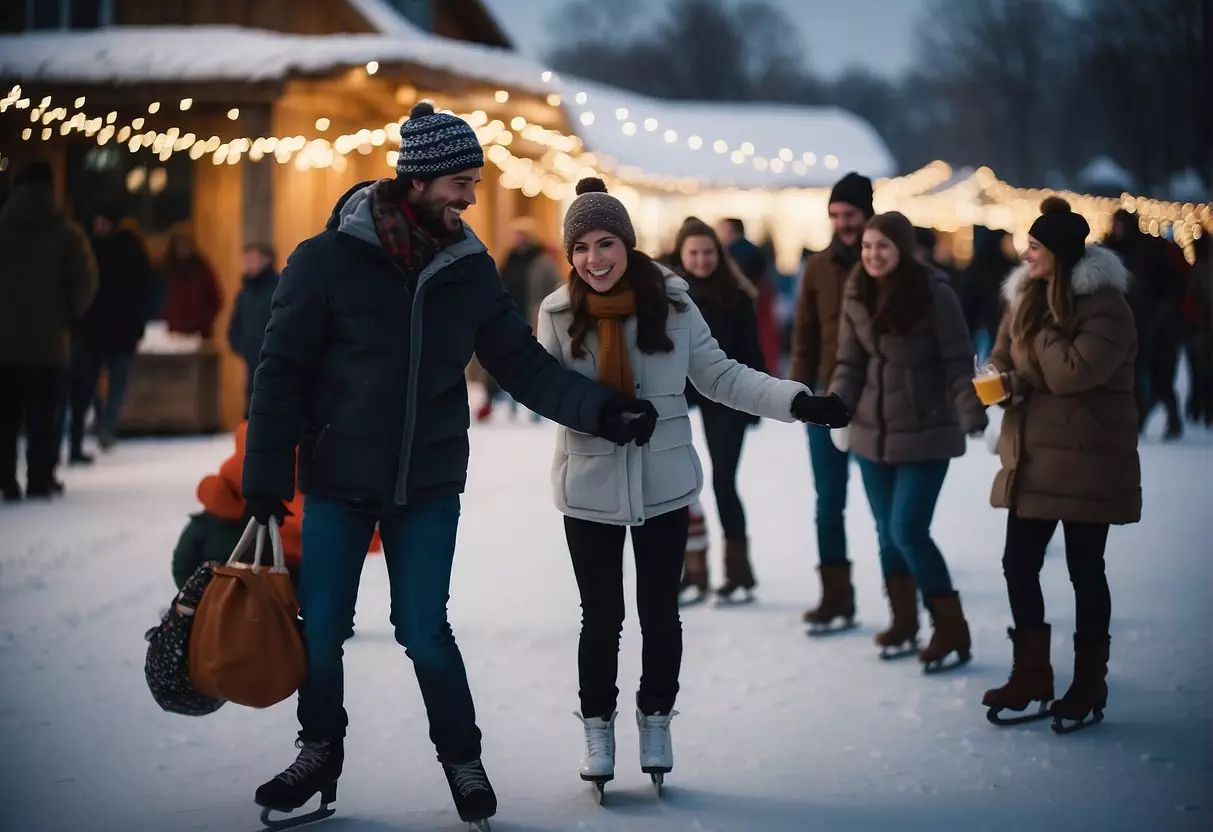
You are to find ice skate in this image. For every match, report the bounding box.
[714,539,756,606]
[441,758,497,830]
[982,625,1054,726]
[918,592,972,673]
[576,711,616,802]
[1051,634,1109,734]
[255,738,341,830]
[637,708,678,796]
[803,561,857,635]
[873,574,918,658]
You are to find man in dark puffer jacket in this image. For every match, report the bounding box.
[243,103,656,826]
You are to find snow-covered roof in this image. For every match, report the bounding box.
[1077,155,1134,189]
[551,76,895,189]
[0,25,552,95]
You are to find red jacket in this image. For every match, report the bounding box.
[161,256,222,338]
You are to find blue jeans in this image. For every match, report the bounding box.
[806,424,850,565]
[855,458,954,597]
[297,494,481,764]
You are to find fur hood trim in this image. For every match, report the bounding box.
[1002,244,1130,306]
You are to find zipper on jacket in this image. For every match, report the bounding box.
[311,423,330,461]
[874,342,887,462]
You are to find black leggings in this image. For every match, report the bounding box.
[1002,511,1111,640]
[700,404,749,540]
[565,508,689,718]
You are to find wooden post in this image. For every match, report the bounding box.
[241,103,274,249]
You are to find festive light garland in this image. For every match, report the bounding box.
[2,81,1206,259]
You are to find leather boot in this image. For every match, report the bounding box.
[678,507,709,606]
[982,625,1053,723]
[714,538,756,603]
[917,591,972,672]
[1051,634,1109,733]
[874,574,919,656]
[802,562,856,629]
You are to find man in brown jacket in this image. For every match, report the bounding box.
[788,172,873,631]
[0,161,98,500]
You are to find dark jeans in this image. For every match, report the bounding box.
[700,404,748,540]
[296,494,481,764]
[565,507,689,718]
[806,424,849,565]
[67,346,134,445]
[1002,511,1111,640]
[1136,312,1182,430]
[856,458,953,596]
[0,363,60,490]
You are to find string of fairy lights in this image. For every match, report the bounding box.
[1,73,1208,258]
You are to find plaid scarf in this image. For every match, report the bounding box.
[368,178,457,276]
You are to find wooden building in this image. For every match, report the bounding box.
[0,0,579,430]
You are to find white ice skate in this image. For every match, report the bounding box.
[636,708,678,796]
[576,711,616,801]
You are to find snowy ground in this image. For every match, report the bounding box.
[1,400,1210,832]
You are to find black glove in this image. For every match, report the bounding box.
[245,496,291,526]
[597,395,658,446]
[791,392,851,428]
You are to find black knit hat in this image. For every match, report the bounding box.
[395,101,484,181]
[828,172,874,217]
[562,177,636,260]
[1028,196,1090,266]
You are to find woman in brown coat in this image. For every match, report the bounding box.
[981,198,1140,733]
[830,212,988,673]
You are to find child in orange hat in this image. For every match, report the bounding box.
[172,422,380,588]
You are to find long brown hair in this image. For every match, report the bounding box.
[672,217,758,306]
[857,258,934,336]
[567,248,687,359]
[1010,259,1077,344]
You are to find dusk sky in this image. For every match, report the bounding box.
[480,0,930,80]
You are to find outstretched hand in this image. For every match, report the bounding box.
[790,392,851,429]
[598,395,658,446]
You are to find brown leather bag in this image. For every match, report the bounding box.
[188,518,306,708]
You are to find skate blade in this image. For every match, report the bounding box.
[678,592,708,608]
[258,804,335,831]
[469,820,492,831]
[985,702,1051,726]
[807,618,858,637]
[921,650,972,674]
[1051,708,1104,734]
[589,781,606,804]
[649,772,664,797]
[877,642,917,660]
[713,591,755,607]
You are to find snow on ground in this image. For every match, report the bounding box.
[0,402,1210,832]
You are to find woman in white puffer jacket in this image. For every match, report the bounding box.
[536,177,850,797]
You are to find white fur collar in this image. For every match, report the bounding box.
[1001,244,1130,306]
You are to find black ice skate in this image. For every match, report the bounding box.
[441,758,497,830]
[255,738,342,830]
[1051,634,1109,734]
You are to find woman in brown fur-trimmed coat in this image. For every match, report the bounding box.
[981,197,1141,733]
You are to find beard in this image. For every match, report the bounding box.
[412,187,466,237]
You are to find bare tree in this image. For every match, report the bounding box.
[545,0,816,103]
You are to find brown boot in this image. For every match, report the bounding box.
[982,625,1054,724]
[1050,634,1109,733]
[714,538,756,604]
[803,562,856,633]
[678,508,709,606]
[918,592,972,673]
[874,574,919,658]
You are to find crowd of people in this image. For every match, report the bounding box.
[2,98,1207,830]
[0,160,284,501]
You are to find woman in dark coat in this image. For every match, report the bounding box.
[981,198,1140,733]
[672,217,767,605]
[830,211,987,673]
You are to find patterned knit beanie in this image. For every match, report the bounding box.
[562,178,636,261]
[395,101,484,181]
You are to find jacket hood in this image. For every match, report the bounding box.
[1002,244,1130,307]
[0,183,61,227]
[327,179,487,258]
[540,267,689,314]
